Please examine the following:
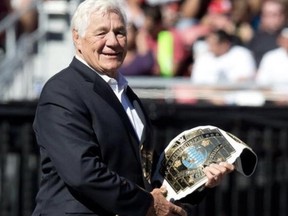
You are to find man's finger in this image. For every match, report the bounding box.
[171,204,187,216]
[160,186,168,197]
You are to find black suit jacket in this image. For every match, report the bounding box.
[32,58,155,216]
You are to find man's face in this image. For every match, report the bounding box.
[207,34,229,57]
[73,12,127,78]
[261,2,285,33]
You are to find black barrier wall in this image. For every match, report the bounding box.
[0,101,288,216]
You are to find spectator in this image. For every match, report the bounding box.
[175,1,211,48]
[234,0,262,30]
[200,0,240,42]
[191,29,256,84]
[229,0,256,44]
[255,27,288,86]
[175,0,212,29]
[141,4,189,76]
[0,0,11,21]
[247,0,287,67]
[11,0,38,34]
[190,0,242,59]
[0,0,38,55]
[0,0,12,52]
[121,0,146,29]
[118,22,154,76]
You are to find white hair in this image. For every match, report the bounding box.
[71,0,127,37]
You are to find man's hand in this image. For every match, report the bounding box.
[204,162,235,188]
[146,187,187,216]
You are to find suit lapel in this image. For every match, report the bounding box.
[93,76,138,137]
[92,75,143,162]
[71,57,141,148]
[93,76,154,183]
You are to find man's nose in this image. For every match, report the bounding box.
[106,32,118,46]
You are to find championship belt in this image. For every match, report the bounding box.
[153,125,258,201]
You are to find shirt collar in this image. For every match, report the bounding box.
[75,55,128,92]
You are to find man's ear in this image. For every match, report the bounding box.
[72,29,81,48]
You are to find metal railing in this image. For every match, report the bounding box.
[0,0,46,101]
[0,0,81,102]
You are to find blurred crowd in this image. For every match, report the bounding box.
[1,0,288,87]
[119,0,288,87]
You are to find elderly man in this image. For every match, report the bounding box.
[31,0,234,215]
